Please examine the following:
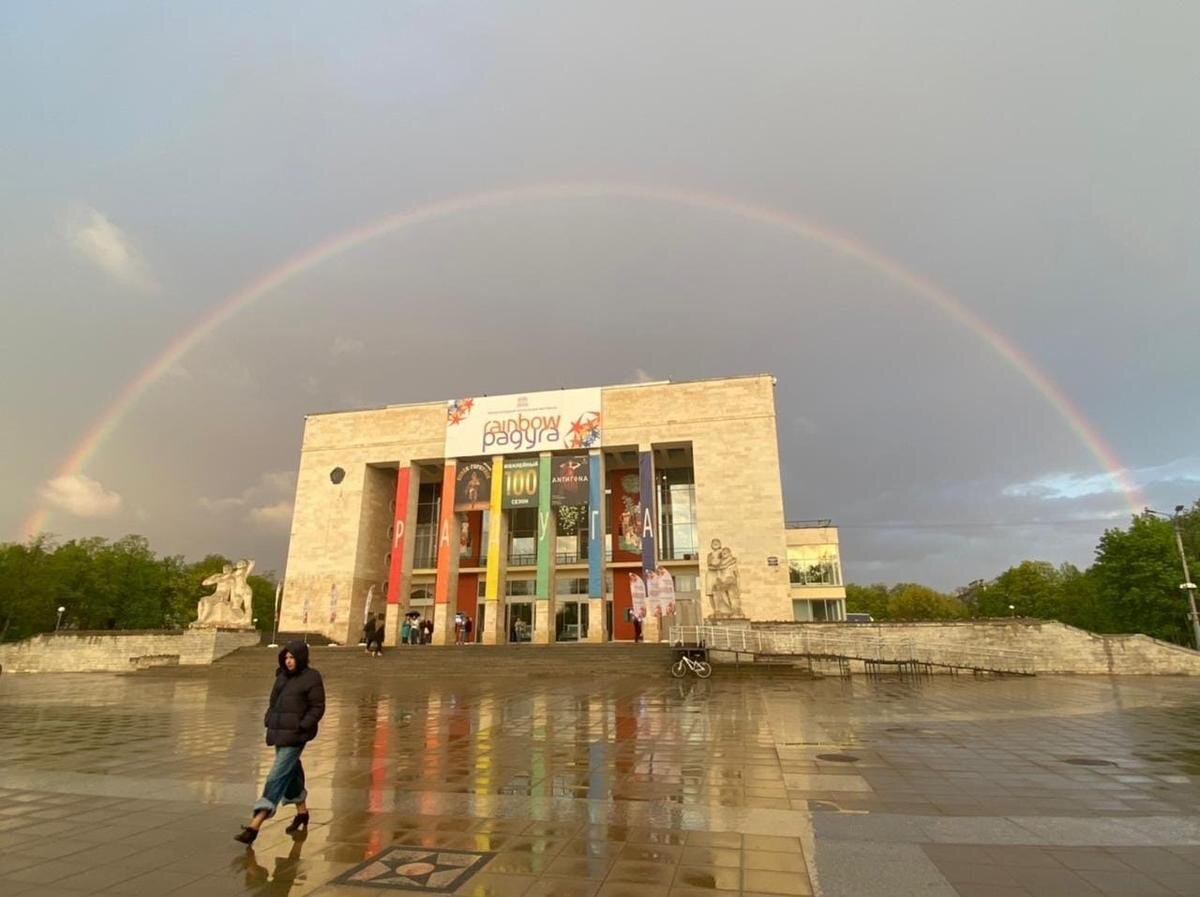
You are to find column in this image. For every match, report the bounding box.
[482,456,506,644]
[383,464,414,646]
[586,449,606,642]
[533,452,554,644]
[433,461,459,645]
[639,448,661,643]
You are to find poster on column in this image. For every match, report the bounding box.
[645,568,677,617]
[502,457,541,508]
[550,453,589,506]
[445,388,602,457]
[454,460,492,512]
[628,573,647,621]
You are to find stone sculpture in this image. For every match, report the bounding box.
[706,539,744,618]
[193,559,255,629]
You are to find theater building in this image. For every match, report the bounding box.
[279,374,845,645]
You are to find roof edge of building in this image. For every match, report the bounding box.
[302,372,778,418]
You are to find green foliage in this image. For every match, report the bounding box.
[845,582,968,620]
[845,583,890,620]
[846,500,1200,645]
[1090,512,1192,644]
[0,536,276,642]
[886,583,968,620]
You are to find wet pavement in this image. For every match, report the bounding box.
[2,647,1199,896]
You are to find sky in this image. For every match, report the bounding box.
[2,2,1198,589]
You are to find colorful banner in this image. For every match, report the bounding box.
[502,457,541,509]
[613,472,642,556]
[550,453,589,506]
[639,451,657,572]
[445,388,602,457]
[588,452,604,598]
[629,573,647,621]
[454,460,491,512]
[645,567,677,617]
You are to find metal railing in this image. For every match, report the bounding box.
[667,624,1036,675]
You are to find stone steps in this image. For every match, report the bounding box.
[211,642,678,679]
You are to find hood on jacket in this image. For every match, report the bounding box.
[278,640,310,675]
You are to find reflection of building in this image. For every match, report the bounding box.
[280,375,846,645]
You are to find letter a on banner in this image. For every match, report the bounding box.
[638,451,657,573]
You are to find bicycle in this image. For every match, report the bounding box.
[671,650,712,679]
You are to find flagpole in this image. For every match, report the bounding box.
[268,582,282,647]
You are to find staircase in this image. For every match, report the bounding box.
[207,641,678,680]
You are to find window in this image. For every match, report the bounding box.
[410,586,433,606]
[477,578,488,599]
[555,576,589,596]
[508,508,538,565]
[793,599,844,622]
[505,579,537,597]
[658,468,699,561]
[413,482,441,568]
[788,545,842,586]
[672,573,699,593]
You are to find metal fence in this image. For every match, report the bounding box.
[667,624,1036,675]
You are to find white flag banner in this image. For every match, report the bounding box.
[629,573,647,621]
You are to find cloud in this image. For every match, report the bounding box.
[1005,456,1200,500]
[200,471,297,527]
[64,206,156,291]
[329,336,365,358]
[248,501,294,528]
[40,474,123,518]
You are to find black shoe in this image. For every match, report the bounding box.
[234,827,259,844]
[285,812,310,834]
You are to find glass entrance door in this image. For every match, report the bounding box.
[555,601,588,642]
[506,601,533,642]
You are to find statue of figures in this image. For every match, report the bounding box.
[706,539,744,618]
[229,559,255,627]
[196,564,235,626]
[193,559,255,629]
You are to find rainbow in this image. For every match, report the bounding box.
[19,180,1143,538]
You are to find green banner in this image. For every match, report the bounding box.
[502,457,540,509]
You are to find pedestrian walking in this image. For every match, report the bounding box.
[361,614,377,654]
[400,617,411,646]
[366,615,384,657]
[454,612,464,645]
[422,619,433,644]
[235,641,325,844]
[464,615,474,644]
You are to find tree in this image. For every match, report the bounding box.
[887,583,968,620]
[1091,513,1193,645]
[845,583,890,620]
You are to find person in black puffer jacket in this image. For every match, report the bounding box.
[235,641,325,844]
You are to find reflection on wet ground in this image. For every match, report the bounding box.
[2,649,1199,896]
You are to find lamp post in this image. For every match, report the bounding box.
[1145,506,1200,650]
[1008,604,1015,618]
[55,606,66,632]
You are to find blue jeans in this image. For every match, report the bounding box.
[252,745,306,818]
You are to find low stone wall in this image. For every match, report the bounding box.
[0,628,261,673]
[752,620,1200,675]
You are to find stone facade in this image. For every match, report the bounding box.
[0,628,261,674]
[281,375,833,644]
[753,620,1200,675]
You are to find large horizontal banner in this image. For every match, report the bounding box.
[454,460,492,512]
[445,388,602,457]
[550,453,589,506]
[502,457,540,509]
